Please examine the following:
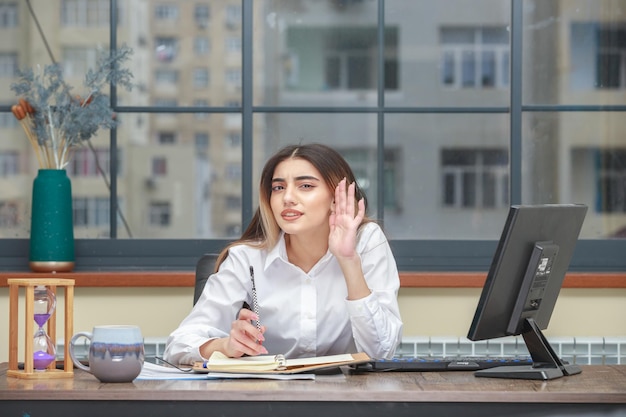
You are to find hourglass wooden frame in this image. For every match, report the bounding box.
[7,278,75,379]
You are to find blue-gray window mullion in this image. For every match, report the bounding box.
[241,0,254,228]
[109,0,119,238]
[509,0,523,205]
[377,0,386,221]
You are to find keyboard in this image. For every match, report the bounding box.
[356,356,534,372]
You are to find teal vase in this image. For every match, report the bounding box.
[29,169,75,272]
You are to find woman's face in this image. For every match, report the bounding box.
[269,158,334,237]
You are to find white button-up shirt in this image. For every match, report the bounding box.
[164,222,403,364]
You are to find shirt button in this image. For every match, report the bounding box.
[305,278,311,285]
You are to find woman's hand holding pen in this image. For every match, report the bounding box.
[224,308,268,357]
[199,308,267,358]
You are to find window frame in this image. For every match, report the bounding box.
[1,0,626,274]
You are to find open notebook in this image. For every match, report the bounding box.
[192,352,371,374]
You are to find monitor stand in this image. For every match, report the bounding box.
[474,318,582,380]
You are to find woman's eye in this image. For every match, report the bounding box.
[300,184,313,189]
[271,185,284,192]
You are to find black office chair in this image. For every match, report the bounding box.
[193,253,218,306]
[193,252,250,311]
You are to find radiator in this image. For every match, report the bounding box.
[394,336,626,365]
[60,335,626,365]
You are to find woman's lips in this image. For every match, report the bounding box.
[281,209,302,220]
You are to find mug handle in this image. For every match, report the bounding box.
[69,331,92,373]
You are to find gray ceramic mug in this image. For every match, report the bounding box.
[69,325,144,382]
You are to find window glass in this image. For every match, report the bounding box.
[257,0,379,107]
[385,0,510,107]
[524,0,626,105]
[522,111,626,239]
[1,0,625,270]
[385,113,510,240]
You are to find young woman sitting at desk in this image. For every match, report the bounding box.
[164,143,403,364]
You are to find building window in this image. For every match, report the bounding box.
[226,132,241,148]
[225,163,241,181]
[0,151,19,177]
[73,197,110,227]
[0,53,17,77]
[158,132,177,144]
[225,37,241,54]
[596,149,626,213]
[62,47,98,77]
[62,0,109,27]
[66,148,111,177]
[440,27,509,89]
[0,112,18,128]
[155,4,178,20]
[194,133,209,151]
[286,26,398,91]
[194,36,210,55]
[155,69,179,84]
[441,149,509,209]
[225,4,241,29]
[152,157,167,176]
[225,69,241,88]
[225,195,241,210]
[155,37,178,63]
[596,26,626,89]
[149,202,171,226]
[0,2,18,28]
[194,4,210,28]
[0,201,18,227]
[193,68,209,88]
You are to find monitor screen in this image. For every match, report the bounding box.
[467,204,588,380]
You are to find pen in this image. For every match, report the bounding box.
[250,266,262,335]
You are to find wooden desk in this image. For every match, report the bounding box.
[2,363,626,417]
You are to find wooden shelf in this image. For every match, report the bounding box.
[1,271,625,288]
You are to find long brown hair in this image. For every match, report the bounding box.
[215,143,370,270]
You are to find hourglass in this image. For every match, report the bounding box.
[33,285,57,370]
[7,278,75,379]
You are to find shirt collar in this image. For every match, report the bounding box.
[265,232,334,274]
[264,232,287,271]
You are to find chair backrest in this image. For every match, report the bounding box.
[193,253,218,305]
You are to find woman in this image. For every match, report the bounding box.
[164,143,403,364]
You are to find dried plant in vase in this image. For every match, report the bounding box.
[10,44,135,170]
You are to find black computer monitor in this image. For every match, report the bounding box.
[467,204,588,380]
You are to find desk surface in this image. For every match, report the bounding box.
[2,363,626,417]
